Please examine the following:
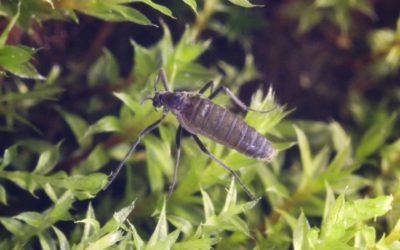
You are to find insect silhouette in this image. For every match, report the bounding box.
[103,69,276,200]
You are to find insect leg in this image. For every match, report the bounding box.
[209,86,273,114]
[168,125,182,198]
[198,81,214,95]
[103,114,166,191]
[191,134,256,200]
[154,69,171,92]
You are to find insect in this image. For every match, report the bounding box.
[103,69,276,200]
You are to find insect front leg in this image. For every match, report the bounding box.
[103,114,166,191]
[168,125,182,198]
[209,86,273,114]
[191,134,256,200]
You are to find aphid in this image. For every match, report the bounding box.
[103,69,276,199]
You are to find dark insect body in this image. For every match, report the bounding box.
[104,69,276,200]
[157,92,275,161]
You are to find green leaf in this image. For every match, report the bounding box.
[38,231,54,250]
[128,221,145,250]
[85,116,122,137]
[293,212,311,250]
[344,196,393,227]
[294,126,313,179]
[355,113,397,161]
[75,144,109,174]
[228,0,263,8]
[113,92,138,113]
[201,189,215,220]
[0,185,7,205]
[88,48,120,85]
[81,2,153,26]
[80,203,100,242]
[182,0,198,14]
[136,0,175,18]
[0,217,34,239]
[85,231,124,250]
[14,212,44,228]
[102,199,136,233]
[2,61,45,80]
[48,191,74,222]
[175,29,211,63]
[0,144,18,170]
[0,84,63,102]
[0,2,20,46]
[144,134,173,192]
[57,108,91,148]
[0,46,34,65]
[62,173,108,199]
[148,200,169,246]
[33,141,62,175]
[52,226,71,250]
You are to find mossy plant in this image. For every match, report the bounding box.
[0,0,399,249]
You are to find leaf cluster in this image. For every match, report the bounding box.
[0,0,399,249]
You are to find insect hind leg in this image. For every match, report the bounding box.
[209,86,273,114]
[191,134,256,200]
[154,69,171,92]
[168,125,183,198]
[198,80,214,95]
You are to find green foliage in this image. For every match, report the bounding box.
[1,0,400,249]
[284,0,375,34]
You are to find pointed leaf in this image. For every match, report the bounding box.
[52,226,70,250]
[228,0,263,8]
[148,200,168,246]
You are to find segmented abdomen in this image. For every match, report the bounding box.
[178,95,275,160]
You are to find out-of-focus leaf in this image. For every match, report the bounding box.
[61,173,107,199]
[38,231,55,250]
[182,0,197,14]
[136,0,175,18]
[88,48,120,86]
[228,0,263,8]
[80,2,153,26]
[75,144,109,174]
[201,189,215,220]
[355,113,397,161]
[2,61,45,80]
[0,46,34,65]
[0,2,20,46]
[85,116,122,137]
[0,144,18,170]
[0,185,7,205]
[0,217,34,239]
[57,108,91,148]
[15,212,44,228]
[175,29,211,63]
[52,226,70,250]
[294,126,312,179]
[113,92,138,113]
[381,138,400,173]
[33,141,62,175]
[0,84,63,102]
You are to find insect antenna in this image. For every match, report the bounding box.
[154,69,171,92]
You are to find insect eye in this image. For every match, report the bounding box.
[153,94,162,107]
